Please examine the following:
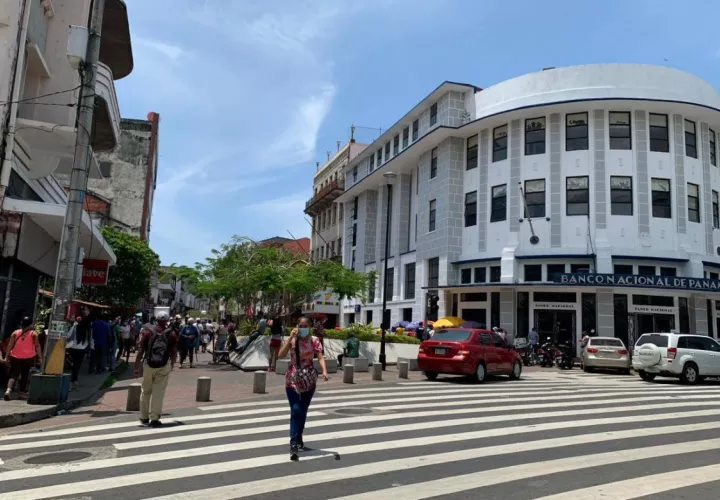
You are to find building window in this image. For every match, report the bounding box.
[525,117,546,155]
[714,191,719,229]
[688,182,700,223]
[429,199,436,232]
[352,223,357,246]
[649,113,669,153]
[566,112,588,151]
[461,269,472,284]
[402,126,409,149]
[638,265,656,276]
[412,119,419,141]
[614,264,633,275]
[570,263,590,273]
[651,178,672,218]
[660,267,677,277]
[609,111,632,150]
[566,176,589,216]
[492,125,508,162]
[489,266,501,283]
[685,119,697,159]
[352,167,357,183]
[337,237,341,251]
[490,184,507,222]
[393,134,399,156]
[525,264,542,282]
[464,191,477,227]
[610,176,633,215]
[351,250,356,269]
[385,142,391,160]
[377,148,382,165]
[466,134,478,170]
[368,277,376,303]
[524,179,546,218]
[428,258,439,288]
[369,154,375,171]
[547,264,565,280]
[404,263,416,300]
[430,147,438,178]
[712,128,717,166]
[430,102,437,126]
[353,197,358,220]
[474,267,486,283]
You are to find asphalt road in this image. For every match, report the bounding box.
[2,369,720,499]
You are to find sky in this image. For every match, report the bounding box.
[118,0,720,267]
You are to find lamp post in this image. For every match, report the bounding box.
[380,171,397,370]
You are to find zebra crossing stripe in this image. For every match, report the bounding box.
[534,463,720,499]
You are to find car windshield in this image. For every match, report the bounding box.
[590,338,624,347]
[431,329,471,342]
[636,334,669,347]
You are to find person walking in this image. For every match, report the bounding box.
[3,317,42,400]
[215,319,228,352]
[278,316,328,461]
[133,312,177,427]
[268,317,283,371]
[90,315,110,374]
[117,320,132,363]
[338,329,360,367]
[66,316,90,391]
[179,319,199,368]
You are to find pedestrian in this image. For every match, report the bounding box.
[3,317,42,400]
[338,329,360,367]
[133,312,177,427]
[278,316,328,461]
[215,319,228,351]
[90,314,110,374]
[66,316,90,391]
[200,326,210,354]
[179,318,199,368]
[313,317,326,353]
[107,316,120,372]
[268,317,283,371]
[117,320,132,362]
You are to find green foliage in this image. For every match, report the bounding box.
[76,227,160,308]
[252,323,421,345]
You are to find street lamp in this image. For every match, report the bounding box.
[380,171,397,370]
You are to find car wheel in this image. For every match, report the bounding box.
[681,363,700,385]
[424,371,438,381]
[473,362,486,383]
[638,370,656,382]
[510,360,522,380]
[621,369,631,376]
[583,365,593,373]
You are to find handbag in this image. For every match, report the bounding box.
[291,337,317,393]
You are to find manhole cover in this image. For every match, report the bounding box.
[335,408,373,415]
[24,451,92,465]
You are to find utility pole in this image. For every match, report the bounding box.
[42,0,106,376]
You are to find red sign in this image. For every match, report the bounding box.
[82,259,109,286]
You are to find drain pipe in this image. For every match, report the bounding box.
[0,0,31,207]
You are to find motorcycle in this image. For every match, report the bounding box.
[538,339,555,367]
[555,341,574,370]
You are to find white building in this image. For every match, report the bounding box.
[0,0,131,336]
[337,64,720,352]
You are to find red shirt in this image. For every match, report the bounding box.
[139,325,178,362]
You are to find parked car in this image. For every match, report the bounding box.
[632,332,720,384]
[417,328,522,383]
[581,336,631,374]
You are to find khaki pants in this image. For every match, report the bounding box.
[140,361,171,421]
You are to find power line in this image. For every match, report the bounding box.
[0,85,82,106]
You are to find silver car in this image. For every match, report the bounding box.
[581,337,631,374]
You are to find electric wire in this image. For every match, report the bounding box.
[0,85,82,106]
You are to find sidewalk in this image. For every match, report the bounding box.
[0,361,127,428]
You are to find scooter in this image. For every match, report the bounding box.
[555,341,574,370]
[538,338,555,367]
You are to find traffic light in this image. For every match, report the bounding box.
[427,294,439,314]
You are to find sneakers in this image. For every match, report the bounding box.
[298,436,309,451]
[3,390,10,401]
[290,444,299,461]
[149,420,162,428]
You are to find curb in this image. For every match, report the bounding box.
[0,362,128,429]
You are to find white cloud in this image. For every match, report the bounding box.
[134,36,189,62]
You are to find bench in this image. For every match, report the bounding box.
[344,357,369,372]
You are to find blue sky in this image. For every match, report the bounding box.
[118,0,720,267]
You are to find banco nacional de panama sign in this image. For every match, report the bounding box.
[553,273,720,292]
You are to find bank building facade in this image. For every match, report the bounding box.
[337,64,720,354]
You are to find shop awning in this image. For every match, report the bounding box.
[38,289,110,309]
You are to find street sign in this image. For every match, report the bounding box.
[81,259,109,285]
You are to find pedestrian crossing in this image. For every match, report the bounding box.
[3,371,720,499]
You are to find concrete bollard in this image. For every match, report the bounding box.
[343,364,354,384]
[253,370,267,394]
[126,383,141,411]
[372,363,383,381]
[196,377,211,402]
[398,361,409,379]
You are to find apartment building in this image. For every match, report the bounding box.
[337,64,720,354]
[0,0,132,336]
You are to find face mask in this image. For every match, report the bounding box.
[298,327,310,338]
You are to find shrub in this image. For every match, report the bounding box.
[266,325,420,344]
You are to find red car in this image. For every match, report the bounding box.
[417,328,523,382]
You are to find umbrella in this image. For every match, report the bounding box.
[460,321,484,329]
[432,316,464,328]
[392,320,410,329]
[406,321,421,330]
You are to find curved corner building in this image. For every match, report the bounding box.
[337,64,720,351]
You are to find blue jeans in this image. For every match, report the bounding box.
[286,386,315,446]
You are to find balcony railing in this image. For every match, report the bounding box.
[304,179,344,215]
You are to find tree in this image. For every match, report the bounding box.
[76,226,160,308]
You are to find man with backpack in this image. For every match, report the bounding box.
[133,311,177,427]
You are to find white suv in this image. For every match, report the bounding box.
[632,332,720,384]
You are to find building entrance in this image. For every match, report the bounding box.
[535,310,576,345]
[636,313,675,335]
[461,308,487,326]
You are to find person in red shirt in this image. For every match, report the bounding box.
[133,312,177,427]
